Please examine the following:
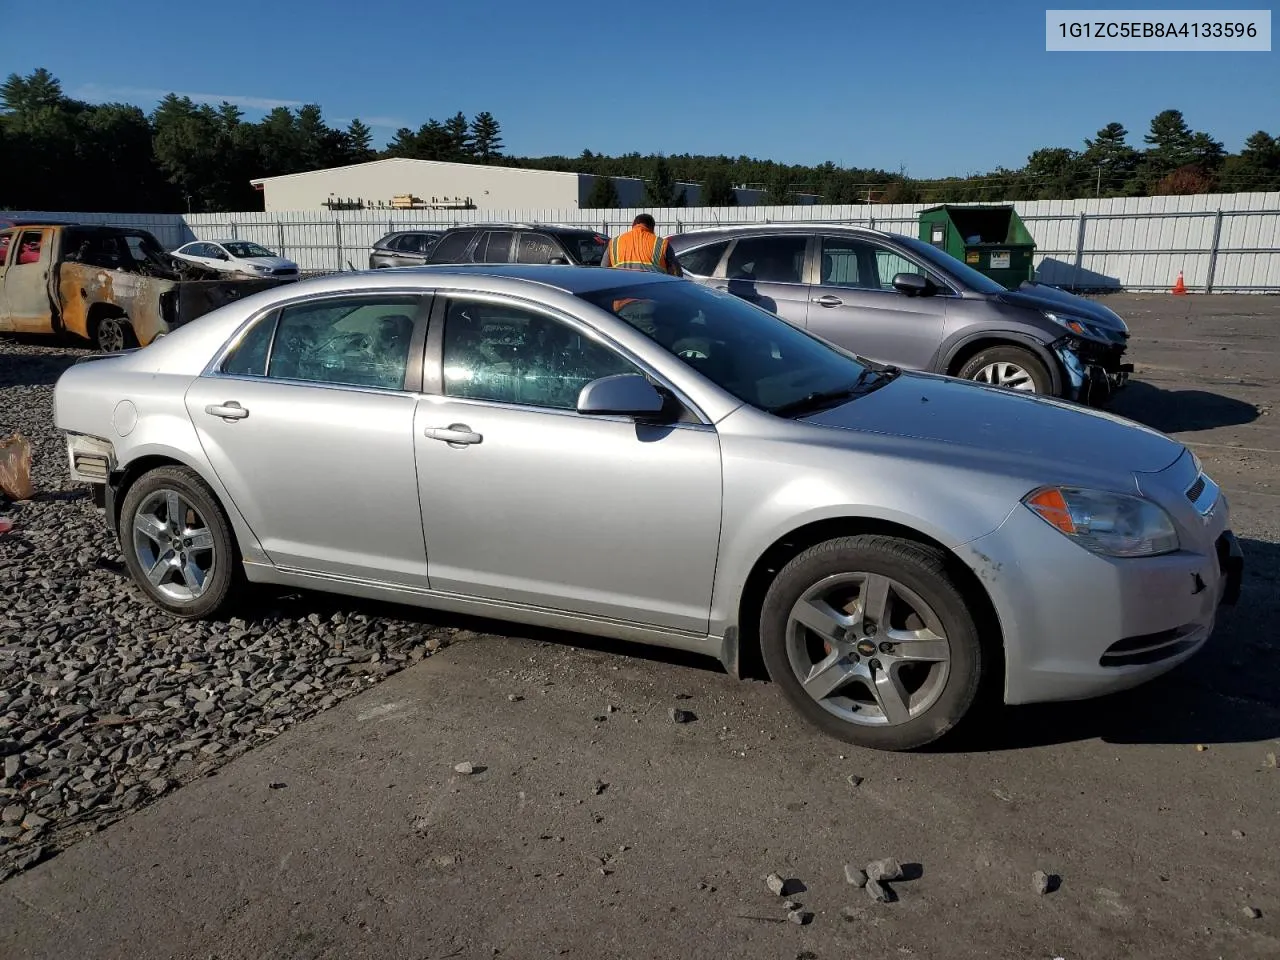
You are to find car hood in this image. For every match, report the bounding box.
[803,373,1182,475]
[997,283,1129,333]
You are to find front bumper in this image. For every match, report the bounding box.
[1055,336,1132,405]
[956,486,1241,706]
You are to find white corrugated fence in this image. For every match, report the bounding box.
[7,192,1280,292]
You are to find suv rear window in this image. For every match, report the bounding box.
[428,230,479,263]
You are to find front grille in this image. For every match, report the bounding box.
[1186,475,1206,504]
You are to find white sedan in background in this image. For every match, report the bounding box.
[171,240,300,279]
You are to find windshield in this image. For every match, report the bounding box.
[565,232,607,265]
[579,281,873,413]
[893,234,1007,295]
[224,241,275,258]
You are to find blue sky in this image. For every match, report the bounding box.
[2,1,1275,177]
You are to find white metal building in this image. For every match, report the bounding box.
[249,158,814,212]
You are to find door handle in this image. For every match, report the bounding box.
[425,424,482,446]
[812,295,843,307]
[205,402,249,421]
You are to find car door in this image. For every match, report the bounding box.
[413,292,723,634]
[185,291,431,586]
[2,228,56,333]
[469,230,515,264]
[717,233,813,328]
[804,235,948,369]
[0,230,14,331]
[514,232,562,264]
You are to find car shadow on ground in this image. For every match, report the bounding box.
[0,348,82,388]
[1107,379,1260,433]
[226,537,1280,753]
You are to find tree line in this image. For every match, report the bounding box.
[2,68,1279,214]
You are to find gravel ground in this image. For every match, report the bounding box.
[0,336,461,882]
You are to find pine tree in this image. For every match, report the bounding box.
[346,119,374,160]
[1082,122,1139,195]
[469,112,503,162]
[701,167,738,206]
[444,111,472,160]
[585,175,620,208]
[644,157,677,205]
[1144,110,1195,174]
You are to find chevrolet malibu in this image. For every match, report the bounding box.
[52,265,1243,750]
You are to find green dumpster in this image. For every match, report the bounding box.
[918,204,1036,289]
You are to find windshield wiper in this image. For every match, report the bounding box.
[769,365,901,418]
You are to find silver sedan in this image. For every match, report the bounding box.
[53,265,1244,750]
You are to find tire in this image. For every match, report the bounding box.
[956,345,1051,395]
[118,466,237,619]
[759,535,985,751]
[94,314,138,353]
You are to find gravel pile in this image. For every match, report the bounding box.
[0,336,455,882]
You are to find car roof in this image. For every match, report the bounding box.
[405,263,674,293]
[440,223,602,235]
[669,222,893,244]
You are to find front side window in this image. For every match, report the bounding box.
[563,231,607,265]
[725,235,807,284]
[578,281,872,414]
[441,297,637,410]
[15,231,44,265]
[515,233,561,264]
[257,295,420,390]
[821,237,937,291]
[0,232,12,265]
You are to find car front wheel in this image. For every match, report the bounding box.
[759,535,985,751]
[957,345,1051,394]
[118,466,237,619]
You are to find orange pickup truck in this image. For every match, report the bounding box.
[0,222,291,351]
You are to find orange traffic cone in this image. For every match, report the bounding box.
[1172,271,1188,295]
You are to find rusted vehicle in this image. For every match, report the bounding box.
[0,223,293,351]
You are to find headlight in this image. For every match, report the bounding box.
[1023,486,1179,558]
[1045,311,1108,342]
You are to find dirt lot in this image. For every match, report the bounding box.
[0,293,1278,959]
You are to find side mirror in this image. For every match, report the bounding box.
[577,374,667,419]
[548,256,569,265]
[892,272,933,297]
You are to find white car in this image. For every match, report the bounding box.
[171,240,300,279]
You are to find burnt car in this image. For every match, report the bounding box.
[0,223,292,351]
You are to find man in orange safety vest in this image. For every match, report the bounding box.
[600,214,683,276]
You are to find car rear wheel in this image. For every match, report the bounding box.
[119,466,237,619]
[94,314,137,353]
[957,346,1051,394]
[759,535,985,751]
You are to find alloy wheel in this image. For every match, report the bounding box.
[97,317,127,353]
[972,361,1036,391]
[131,489,218,603]
[784,572,951,726]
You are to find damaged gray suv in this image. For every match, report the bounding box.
[668,224,1132,405]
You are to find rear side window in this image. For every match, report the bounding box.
[221,315,279,377]
[473,231,514,263]
[675,240,729,277]
[266,295,421,390]
[429,230,479,262]
[516,232,560,264]
[404,233,437,253]
[726,235,807,284]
